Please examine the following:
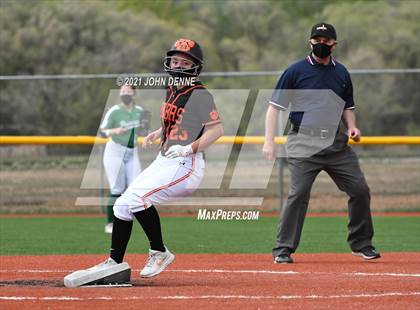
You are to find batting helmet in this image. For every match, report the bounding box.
[164,38,203,77]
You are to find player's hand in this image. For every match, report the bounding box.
[142,132,158,148]
[165,144,193,159]
[262,140,276,160]
[113,127,126,135]
[347,127,361,142]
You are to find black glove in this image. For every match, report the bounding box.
[137,109,151,136]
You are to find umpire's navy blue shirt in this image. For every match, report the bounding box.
[270,54,355,126]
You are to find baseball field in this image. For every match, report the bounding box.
[1,1,420,309]
[1,214,419,309]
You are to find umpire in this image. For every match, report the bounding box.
[263,22,380,263]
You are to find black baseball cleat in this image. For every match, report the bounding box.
[274,253,294,264]
[352,246,381,260]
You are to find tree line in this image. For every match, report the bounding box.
[0,0,419,136]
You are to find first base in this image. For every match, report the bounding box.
[64,262,131,288]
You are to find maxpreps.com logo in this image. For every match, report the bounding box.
[197,209,259,221]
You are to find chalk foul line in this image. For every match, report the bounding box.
[1,292,420,301]
[1,269,420,278]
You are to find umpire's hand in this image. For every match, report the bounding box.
[262,140,276,160]
[347,127,361,142]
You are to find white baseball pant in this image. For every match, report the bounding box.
[103,140,141,195]
[113,152,205,221]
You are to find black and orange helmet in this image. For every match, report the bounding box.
[164,38,203,77]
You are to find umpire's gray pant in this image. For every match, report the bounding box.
[272,147,374,257]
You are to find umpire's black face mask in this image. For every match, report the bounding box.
[310,37,336,58]
[311,42,333,58]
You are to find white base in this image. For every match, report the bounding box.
[64,262,130,288]
[81,283,133,288]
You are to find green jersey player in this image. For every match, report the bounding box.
[100,85,145,233]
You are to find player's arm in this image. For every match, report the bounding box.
[100,108,127,137]
[101,127,127,137]
[142,127,162,148]
[342,72,360,142]
[191,122,224,153]
[190,93,223,152]
[263,69,294,160]
[263,105,281,160]
[342,109,360,142]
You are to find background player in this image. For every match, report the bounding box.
[100,85,147,233]
[65,38,223,285]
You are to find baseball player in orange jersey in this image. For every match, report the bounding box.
[64,38,223,287]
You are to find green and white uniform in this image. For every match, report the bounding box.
[100,104,143,195]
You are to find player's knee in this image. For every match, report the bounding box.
[110,184,125,196]
[110,190,122,196]
[113,196,133,221]
[128,195,148,214]
[351,180,370,199]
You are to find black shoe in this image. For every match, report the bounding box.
[352,246,381,260]
[274,253,293,264]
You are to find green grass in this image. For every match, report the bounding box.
[0,216,419,255]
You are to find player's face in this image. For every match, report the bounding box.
[170,53,194,69]
[120,85,135,96]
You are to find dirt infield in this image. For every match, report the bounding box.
[0,253,419,309]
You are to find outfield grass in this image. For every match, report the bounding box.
[0,216,419,256]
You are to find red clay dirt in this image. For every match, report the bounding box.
[0,253,419,309]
